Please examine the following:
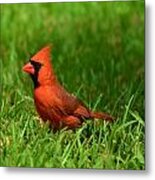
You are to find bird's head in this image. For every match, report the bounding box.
[23,45,56,88]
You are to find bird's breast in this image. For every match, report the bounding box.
[33,86,63,124]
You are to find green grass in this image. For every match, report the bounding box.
[0,1,144,169]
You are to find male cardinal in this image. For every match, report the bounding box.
[23,45,114,130]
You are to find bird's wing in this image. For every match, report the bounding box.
[73,104,91,119]
[46,84,91,119]
[56,86,91,119]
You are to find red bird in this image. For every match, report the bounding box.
[23,45,114,130]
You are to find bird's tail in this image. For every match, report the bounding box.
[90,111,114,122]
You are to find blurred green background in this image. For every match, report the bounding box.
[0,1,145,169]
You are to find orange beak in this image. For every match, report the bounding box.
[22,62,35,75]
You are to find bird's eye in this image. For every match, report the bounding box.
[29,60,42,71]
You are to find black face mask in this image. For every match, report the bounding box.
[29,60,42,88]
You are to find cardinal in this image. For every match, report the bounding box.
[22,45,114,130]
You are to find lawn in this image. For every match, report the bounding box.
[0,1,145,169]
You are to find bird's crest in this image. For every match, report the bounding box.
[31,45,52,65]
